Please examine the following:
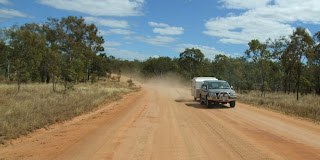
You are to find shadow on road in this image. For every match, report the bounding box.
[175,99,196,103]
[186,103,231,109]
[175,99,231,110]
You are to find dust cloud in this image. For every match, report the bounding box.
[123,72,192,101]
[125,72,189,88]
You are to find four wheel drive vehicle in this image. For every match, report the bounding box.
[199,80,236,108]
[191,77,218,101]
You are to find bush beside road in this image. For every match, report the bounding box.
[0,80,139,144]
[238,91,320,122]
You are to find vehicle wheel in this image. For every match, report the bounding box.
[230,101,235,108]
[200,95,205,105]
[206,97,212,108]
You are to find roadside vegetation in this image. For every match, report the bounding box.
[0,79,139,144]
[238,91,320,122]
[0,16,141,144]
[1,15,320,142]
[1,16,319,97]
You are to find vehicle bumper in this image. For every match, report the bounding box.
[207,96,236,102]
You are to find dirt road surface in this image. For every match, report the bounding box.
[1,82,320,160]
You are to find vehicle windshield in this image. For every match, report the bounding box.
[208,82,230,89]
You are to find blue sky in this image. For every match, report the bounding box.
[1,0,320,60]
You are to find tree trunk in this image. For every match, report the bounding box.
[46,74,50,84]
[284,75,287,93]
[261,77,264,97]
[296,60,302,101]
[317,76,320,95]
[17,80,21,92]
[52,75,56,92]
[296,81,300,100]
[288,80,291,94]
[7,60,10,80]
[52,77,55,92]
[41,74,45,83]
[86,60,90,82]
[64,78,67,90]
[296,72,300,101]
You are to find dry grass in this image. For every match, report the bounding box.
[0,80,139,144]
[238,91,320,122]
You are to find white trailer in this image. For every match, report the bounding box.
[191,77,218,101]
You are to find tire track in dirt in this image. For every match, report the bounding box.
[1,83,320,160]
[110,89,160,160]
[57,89,151,160]
[204,105,320,160]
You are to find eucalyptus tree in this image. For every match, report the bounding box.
[91,53,110,79]
[286,27,314,100]
[0,41,9,79]
[8,26,46,91]
[226,57,246,92]
[312,31,320,94]
[58,16,104,82]
[44,16,105,88]
[267,36,296,93]
[84,23,104,81]
[0,28,14,80]
[212,54,229,79]
[245,39,271,96]
[178,48,205,79]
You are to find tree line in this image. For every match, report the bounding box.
[0,16,112,91]
[112,28,320,100]
[1,16,320,100]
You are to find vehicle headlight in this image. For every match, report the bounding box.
[230,90,236,96]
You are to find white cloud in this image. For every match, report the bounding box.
[149,21,184,35]
[126,35,176,46]
[84,17,129,28]
[245,1,320,24]
[106,48,156,60]
[103,41,122,47]
[175,44,228,59]
[0,0,11,5]
[38,0,145,16]
[218,0,272,9]
[99,29,135,36]
[0,8,33,19]
[204,16,294,44]
[205,0,320,44]
[148,21,169,27]
[153,27,184,35]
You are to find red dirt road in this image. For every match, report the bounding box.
[1,83,320,160]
